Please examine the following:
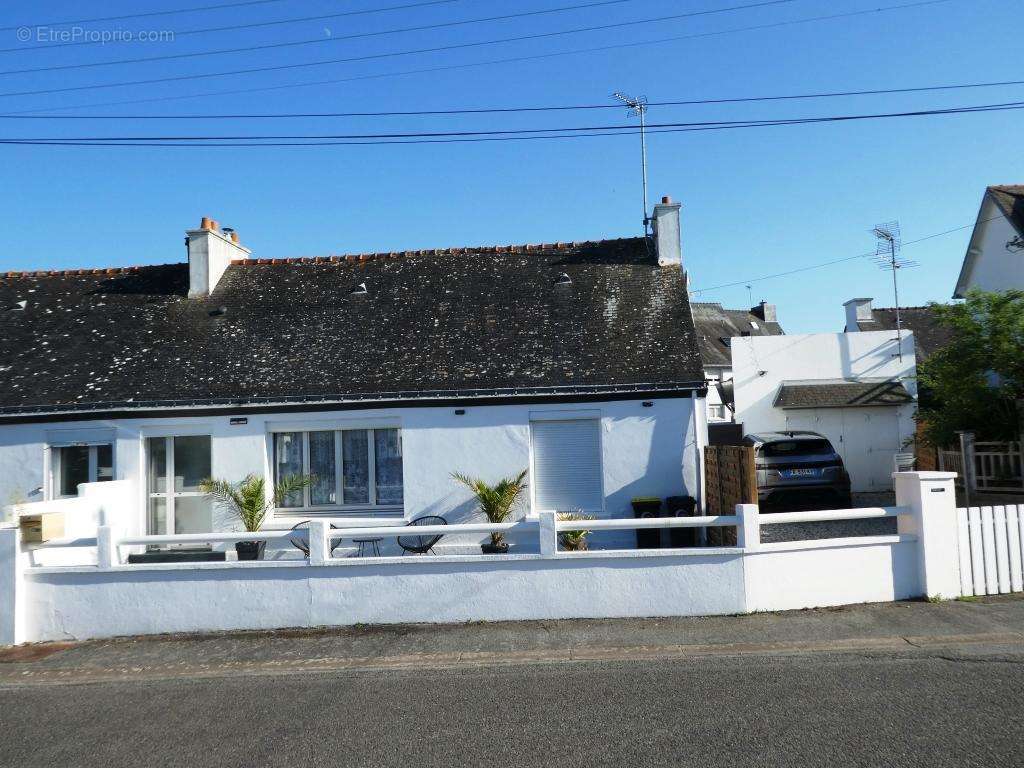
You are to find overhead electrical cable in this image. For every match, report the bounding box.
[0,0,297,32]
[0,0,655,74]
[0,0,848,97]
[689,217,1002,295]
[0,1,463,54]
[1,78,1020,120]
[1,98,1019,145]
[0,0,956,114]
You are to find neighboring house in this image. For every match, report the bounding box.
[0,199,708,549]
[731,331,917,491]
[842,297,953,471]
[691,301,783,423]
[954,184,1024,298]
[842,298,953,361]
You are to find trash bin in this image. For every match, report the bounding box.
[631,497,663,549]
[666,495,697,548]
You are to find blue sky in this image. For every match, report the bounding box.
[0,0,1019,332]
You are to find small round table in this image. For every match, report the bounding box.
[352,538,383,557]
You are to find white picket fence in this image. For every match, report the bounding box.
[956,505,1024,596]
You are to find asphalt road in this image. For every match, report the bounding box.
[2,644,1023,767]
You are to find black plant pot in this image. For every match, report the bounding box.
[235,540,266,561]
[481,541,510,555]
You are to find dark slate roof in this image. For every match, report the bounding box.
[989,185,1024,235]
[853,306,953,361]
[0,238,706,416]
[774,380,914,409]
[690,302,783,367]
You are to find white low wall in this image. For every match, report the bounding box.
[23,551,747,642]
[1,473,961,645]
[745,539,921,612]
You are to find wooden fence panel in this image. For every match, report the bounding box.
[704,445,756,546]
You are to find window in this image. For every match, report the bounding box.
[531,419,603,512]
[51,443,114,498]
[147,435,213,535]
[707,404,727,421]
[271,427,403,511]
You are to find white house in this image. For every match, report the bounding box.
[731,331,917,492]
[954,184,1024,298]
[691,300,782,425]
[0,199,708,553]
[842,297,952,361]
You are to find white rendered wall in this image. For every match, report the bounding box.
[731,332,917,491]
[744,540,920,612]
[22,551,745,642]
[0,396,700,551]
[957,197,1024,296]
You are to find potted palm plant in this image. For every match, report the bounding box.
[199,474,312,561]
[451,469,528,554]
[557,511,595,552]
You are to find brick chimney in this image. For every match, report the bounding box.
[651,195,682,269]
[843,297,874,332]
[186,217,251,298]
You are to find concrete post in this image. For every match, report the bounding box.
[894,471,961,599]
[537,511,558,557]
[0,524,21,646]
[308,520,330,566]
[736,504,760,551]
[96,526,116,569]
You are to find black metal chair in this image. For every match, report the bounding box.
[288,520,344,557]
[396,515,447,555]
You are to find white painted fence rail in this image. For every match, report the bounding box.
[0,472,963,645]
[956,505,1024,596]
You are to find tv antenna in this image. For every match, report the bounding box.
[612,91,649,235]
[871,220,917,361]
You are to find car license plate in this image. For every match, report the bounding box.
[783,469,819,478]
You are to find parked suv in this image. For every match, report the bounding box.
[743,431,852,510]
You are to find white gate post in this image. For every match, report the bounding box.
[894,471,961,599]
[0,524,22,646]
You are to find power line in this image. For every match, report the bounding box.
[1,0,955,115]
[3,98,1020,145]
[0,1,463,55]
[690,217,1002,295]
[0,0,840,98]
[1,78,1021,120]
[0,0,652,75]
[0,0,296,33]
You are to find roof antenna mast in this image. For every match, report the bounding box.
[612,91,650,236]
[871,220,917,362]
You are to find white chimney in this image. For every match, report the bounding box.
[186,217,251,298]
[843,297,874,332]
[651,195,682,269]
[752,300,777,323]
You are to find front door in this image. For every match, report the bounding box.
[147,435,213,537]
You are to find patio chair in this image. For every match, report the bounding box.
[396,515,447,555]
[288,520,345,557]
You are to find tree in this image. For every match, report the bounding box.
[917,289,1024,446]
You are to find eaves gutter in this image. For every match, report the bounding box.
[0,381,709,425]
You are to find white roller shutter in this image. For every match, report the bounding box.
[530,419,604,512]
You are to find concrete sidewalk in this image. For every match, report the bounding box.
[2,595,1023,686]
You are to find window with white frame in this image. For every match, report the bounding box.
[50,443,114,499]
[707,404,727,421]
[530,418,603,513]
[272,427,403,512]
